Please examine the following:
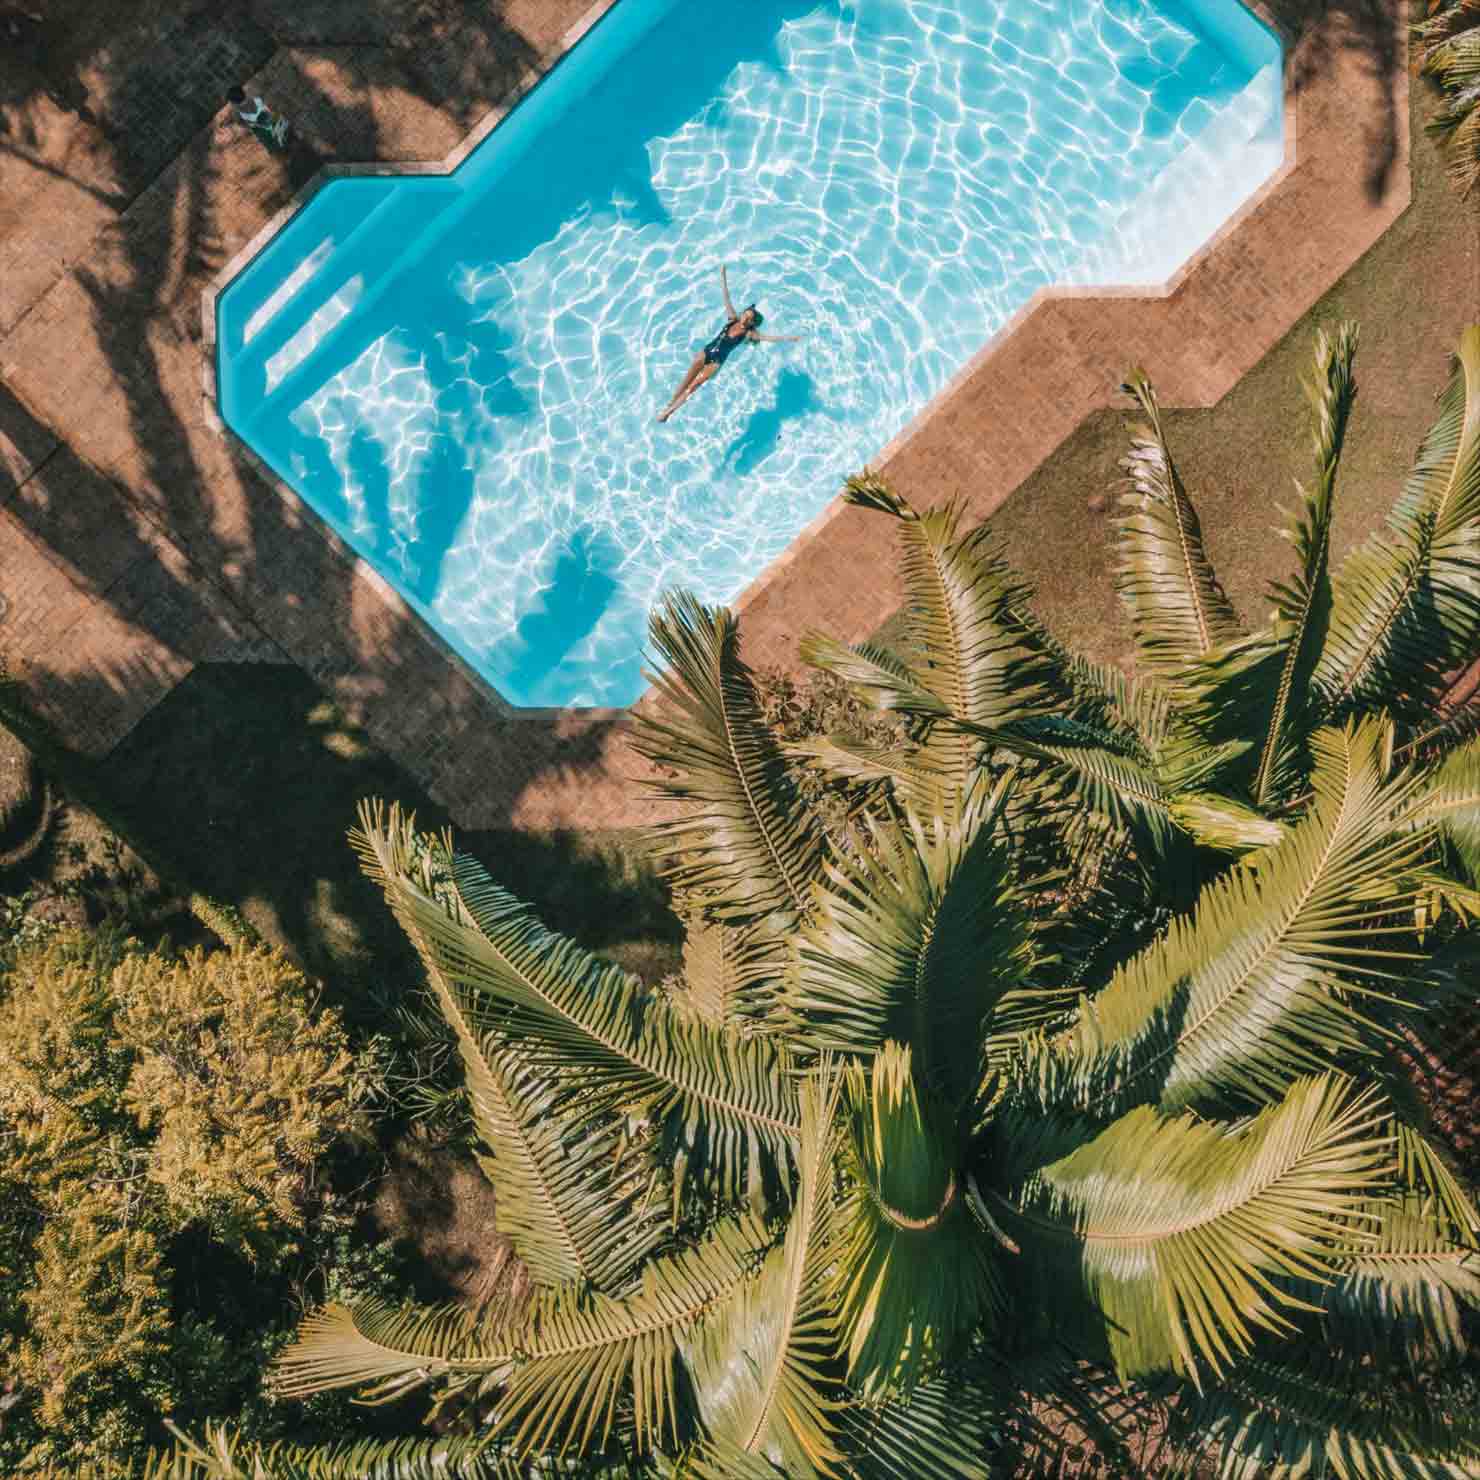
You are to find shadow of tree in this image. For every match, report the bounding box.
[4,659,679,1007]
[1275,0,1406,204]
[0,1,631,836]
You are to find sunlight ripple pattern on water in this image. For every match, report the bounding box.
[215,0,1282,708]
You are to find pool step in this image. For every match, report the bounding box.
[1068,60,1282,288]
[243,178,472,431]
[223,180,460,423]
[220,179,390,359]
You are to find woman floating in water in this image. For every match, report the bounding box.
[657,265,802,423]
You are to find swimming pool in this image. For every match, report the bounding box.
[214,0,1282,709]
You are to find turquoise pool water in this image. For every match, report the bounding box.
[215,0,1282,709]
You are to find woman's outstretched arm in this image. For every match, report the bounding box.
[720,265,738,320]
[752,332,804,343]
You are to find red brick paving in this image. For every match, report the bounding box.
[0,0,1410,830]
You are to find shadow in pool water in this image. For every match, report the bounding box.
[718,368,824,476]
[239,0,826,632]
[502,528,621,704]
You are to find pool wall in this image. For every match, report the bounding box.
[203,0,1298,724]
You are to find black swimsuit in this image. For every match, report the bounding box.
[703,320,749,367]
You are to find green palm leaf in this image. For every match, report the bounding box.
[927,711,1260,874]
[793,634,947,720]
[993,1074,1393,1382]
[353,803,802,1199]
[1407,731,1480,884]
[147,1423,520,1479]
[979,717,1186,859]
[271,1298,496,1403]
[1164,790,1286,853]
[1422,10,1480,196]
[402,859,663,1292]
[634,590,825,926]
[1394,1117,1480,1249]
[1318,1196,1480,1364]
[677,915,745,1028]
[835,1044,1001,1394]
[787,732,948,820]
[1170,1348,1480,1479]
[1045,721,1429,1117]
[1316,327,1480,715]
[789,778,1030,1105]
[843,1370,1001,1478]
[1252,323,1357,806]
[492,1216,768,1457]
[272,1219,768,1459]
[804,473,1055,817]
[1115,370,1242,676]
[680,1074,847,1478]
[468,1047,666,1293]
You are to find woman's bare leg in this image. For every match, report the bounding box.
[660,362,718,422]
[658,353,710,422]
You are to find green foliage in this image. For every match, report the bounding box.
[112,944,370,1258]
[1421,0,1480,196]
[213,325,1480,1478]
[0,930,378,1469]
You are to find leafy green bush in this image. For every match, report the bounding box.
[0,930,382,1469]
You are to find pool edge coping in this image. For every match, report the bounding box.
[200,0,1312,728]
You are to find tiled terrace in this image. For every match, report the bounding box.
[0,0,1409,830]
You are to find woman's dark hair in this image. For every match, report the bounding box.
[227,85,246,104]
[746,304,765,327]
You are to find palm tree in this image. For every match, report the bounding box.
[175,323,1480,1477]
[1420,0,1480,196]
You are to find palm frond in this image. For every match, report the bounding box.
[678,915,745,1028]
[835,1043,1001,1395]
[1318,1195,1480,1365]
[469,1046,666,1293]
[634,590,825,924]
[669,1437,794,1479]
[842,1370,1003,1478]
[794,634,946,719]
[150,1423,520,1479]
[1252,323,1358,806]
[1407,731,1480,885]
[1163,791,1286,853]
[403,867,662,1292]
[1043,721,1428,1118]
[275,1220,768,1460]
[1394,1119,1480,1248]
[788,730,949,820]
[1174,630,1288,785]
[354,804,802,1201]
[271,1298,495,1403]
[1316,327,1480,715]
[923,713,1195,866]
[681,1074,848,1478]
[790,778,1030,1106]
[1169,1347,1480,1479]
[1060,653,1171,748]
[491,1215,769,1458]
[1114,370,1242,675]
[992,1075,1394,1382]
[1422,16,1480,195]
[818,473,1056,815]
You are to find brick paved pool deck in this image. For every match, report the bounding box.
[0,0,1409,831]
